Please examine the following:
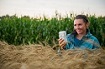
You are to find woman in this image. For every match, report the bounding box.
[58,15,100,50]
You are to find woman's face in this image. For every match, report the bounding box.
[74,19,89,35]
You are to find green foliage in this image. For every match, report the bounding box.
[89,15,105,46]
[0,14,105,46]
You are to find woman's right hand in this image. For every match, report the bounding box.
[58,38,67,49]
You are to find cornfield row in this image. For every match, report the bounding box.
[0,14,105,46]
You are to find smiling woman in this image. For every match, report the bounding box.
[58,15,101,50]
[0,0,105,17]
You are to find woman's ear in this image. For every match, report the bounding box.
[86,22,90,29]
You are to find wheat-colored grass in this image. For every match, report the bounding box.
[0,41,105,69]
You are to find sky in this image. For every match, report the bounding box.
[0,0,105,17]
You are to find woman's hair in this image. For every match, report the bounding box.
[75,15,89,23]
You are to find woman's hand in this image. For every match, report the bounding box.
[58,38,67,49]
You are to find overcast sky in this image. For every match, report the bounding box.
[0,0,105,17]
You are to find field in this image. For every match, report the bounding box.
[0,14,105,46]
[0,41,105,69]
[0,14,105,69]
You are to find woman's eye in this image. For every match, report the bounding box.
[74,24,76,26]
[79,24,82,26]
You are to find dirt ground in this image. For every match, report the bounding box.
[0,41,105,69]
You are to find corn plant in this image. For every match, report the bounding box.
[0,14,105,46]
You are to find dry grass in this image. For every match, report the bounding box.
[0,41,105,69]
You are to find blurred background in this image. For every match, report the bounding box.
[0,0,105,17]
[0,0,105,46]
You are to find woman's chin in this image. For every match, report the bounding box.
[77,32,83,34]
